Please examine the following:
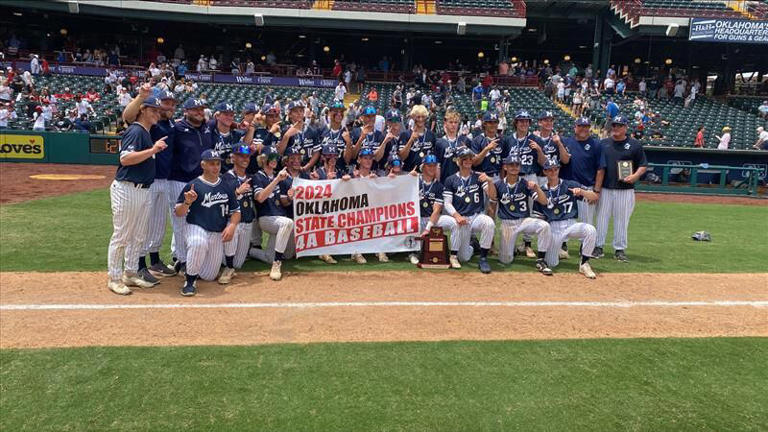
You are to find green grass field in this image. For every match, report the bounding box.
[1,187,766,431]
[1,188,766,273]
[2,338,766,431]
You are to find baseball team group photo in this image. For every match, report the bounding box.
[1,1,766,431]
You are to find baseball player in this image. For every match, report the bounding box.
[594,115,648,262]
[398,104,436,171]
[489,154,552,275]
[411,154,459,267]
[534,160,598,279]
[246,103,282,174]
[471,111,510,180]
[350,105,385,172]
[507,109,547,258]
[219,144,257,283]
[434,110,470,183]
[249,149,293,280]
[375,110,404,172]
[121,86,179,282]
[174,149,241,296]
[308,144,343,264]
[442,147,497,273]
[314,100,353,173]
[277,100,319,169]
[107,96,167,295]
[167,97,213,275]
[207,101,255,172]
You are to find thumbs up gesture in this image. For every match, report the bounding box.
[184,184,197,205]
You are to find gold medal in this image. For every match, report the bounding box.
[554,208,560,215]
[422,201,429,208]
[419,151,425,158]
[243,201,249,208]
[465,196,471,203]
[490,156,496,164]
[300,149,306,154]
[509,204,515,211]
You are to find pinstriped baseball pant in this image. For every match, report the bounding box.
[223,222,253,269]
[142,179,169,256]
[595,188,635,251]
[107,180,151,281]
[185,224,224,281]
[521,173,538,243]
[168,180,189,262]
[546,219,596,268]
[499,218,551,264]
[249,216,295,263]
[451,213,495,262]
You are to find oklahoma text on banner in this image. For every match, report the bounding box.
[292,175,420,257]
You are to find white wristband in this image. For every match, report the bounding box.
[425,221,434,232]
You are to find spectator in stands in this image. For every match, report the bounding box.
[356,67,366,94]
[367,87,378,103]
[245,59,255,75]
[344,68,352,91]
[472,82,484,108]
[21,69,34,92]
[332,59,342,81]
[572,90,584,117]
[758,100,768,119]
[673,80,685,104]
[391,85,403,110]
[75,95,95,118]
[118,87,132,107]
[197,55,206,72]
[716,126,731,150]
[266,52,276,66]
[32,106,46,131]
[694,126,705,148]
[85,87,101,103]
[334,81,346,102]
[0,78,12,101]
[0,102,9,129]
[602,73,615,95]
[208,56,218,71]
[616,79,626,96]
[74,114,92,133]
[30,54,41,76]
[174,44,185,61]
[489,86,501,105]
[457,76,466,94]
[605,98,619,122]
[53,111,72,131]
[753,127,768,150]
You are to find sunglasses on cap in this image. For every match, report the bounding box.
[391,160,402,167]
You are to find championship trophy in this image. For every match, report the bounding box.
[417,226,450,269]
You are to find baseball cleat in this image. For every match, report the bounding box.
[470,237,481,255]
[558,249,570,260]
[122,272,156,289]
[449,255,462,269]
[377,253,389,263]
[149,261,177,277]
[592,247,604,258]
[579,262,597,279]
[536,259,553,276]
[408,253,420,265]
[181,281,197,297]
[319,254,337,264]
[478,257,492,274]
[352,253,367,264]
[137,268,160,286]
[525,246,536,258]
[218,267,235,284]
[269,261,283,281]
[515,244,526,256]
[615,250,629,263]
[107,280,132,296]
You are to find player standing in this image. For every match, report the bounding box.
[207,101,254,172]
[434,110,470,183]
[398,104,436,172]
[107,96,167,295]
[174,150,241,296]
[471,111,509,180]
[594,116,648,262]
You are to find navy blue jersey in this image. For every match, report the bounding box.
[150,119,175,180]
[177,176,240,232]
[507,132,544,175]
[600,137,648,190]
[278,171,310,219]
[207,119,245,172]
[115,122,155,184]
[168,119,212,183]
[533,179,582,222]
[351,128,385,170]
[247,127,279,174]
[315,126,349,172]
[399,129,436,171]
[494,178,537,220]
[252,170,287,217]
[222,170,256,224]
[434,134,470,183]
[443,172,485,216]
[282,124,319,164]
[535,135,561,176]
[418,176,445,218]
[313,166,340,180]
[560,136,604,187]
[470,133,510,177]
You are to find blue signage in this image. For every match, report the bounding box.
[689,18,768,44]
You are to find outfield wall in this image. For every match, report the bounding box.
[1,131,766,184]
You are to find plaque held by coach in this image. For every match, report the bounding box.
[617,160,634,181]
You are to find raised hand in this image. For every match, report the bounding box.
[569,187,582,196]
[486,138,499,151]
[528,139,542,152]
[269,122,281,135]
[138,83,151,99]
[152,136,168,153]
[277,168,289,181]
[183,184,197,205]
[236,178,252,195]
[478,172,489,183]
[527,180,537,189]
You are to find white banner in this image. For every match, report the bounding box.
[292,175,421,257]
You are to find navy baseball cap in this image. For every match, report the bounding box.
[456,147,475,159]
[612,115,629,126]
[329,100,345,111]
[543,159,561,170]
[502,154,521,165]
[321,144,338,156]
[263,148,280,161]
[482,111,500,122]
[423,154,438,165]
[215,102,236,113]
[153,89,176,101]
[287,100,304,111]
[141,97,162,108]
[388,154,402,167]
[261,103,279,114]
[233,144,252,156]
[538,110,555,120]
[362,105,377,116]
[183,98,206,109]
[284,146,301,156]
[385,110,402,123]
[242,102,258,113]
[201,149,220,161]
[575,117,591,126]
[514,110,532,121]
[359,148,374,157]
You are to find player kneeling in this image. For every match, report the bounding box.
[219,144,257,284]
[411,154,459,267]
[490,154,553,275]
[443,147,497,273]
[175,150,241,296]
[535,160,599,279]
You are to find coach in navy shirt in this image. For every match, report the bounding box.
[561,117,605,226]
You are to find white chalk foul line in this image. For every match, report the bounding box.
[1,300,767,311]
